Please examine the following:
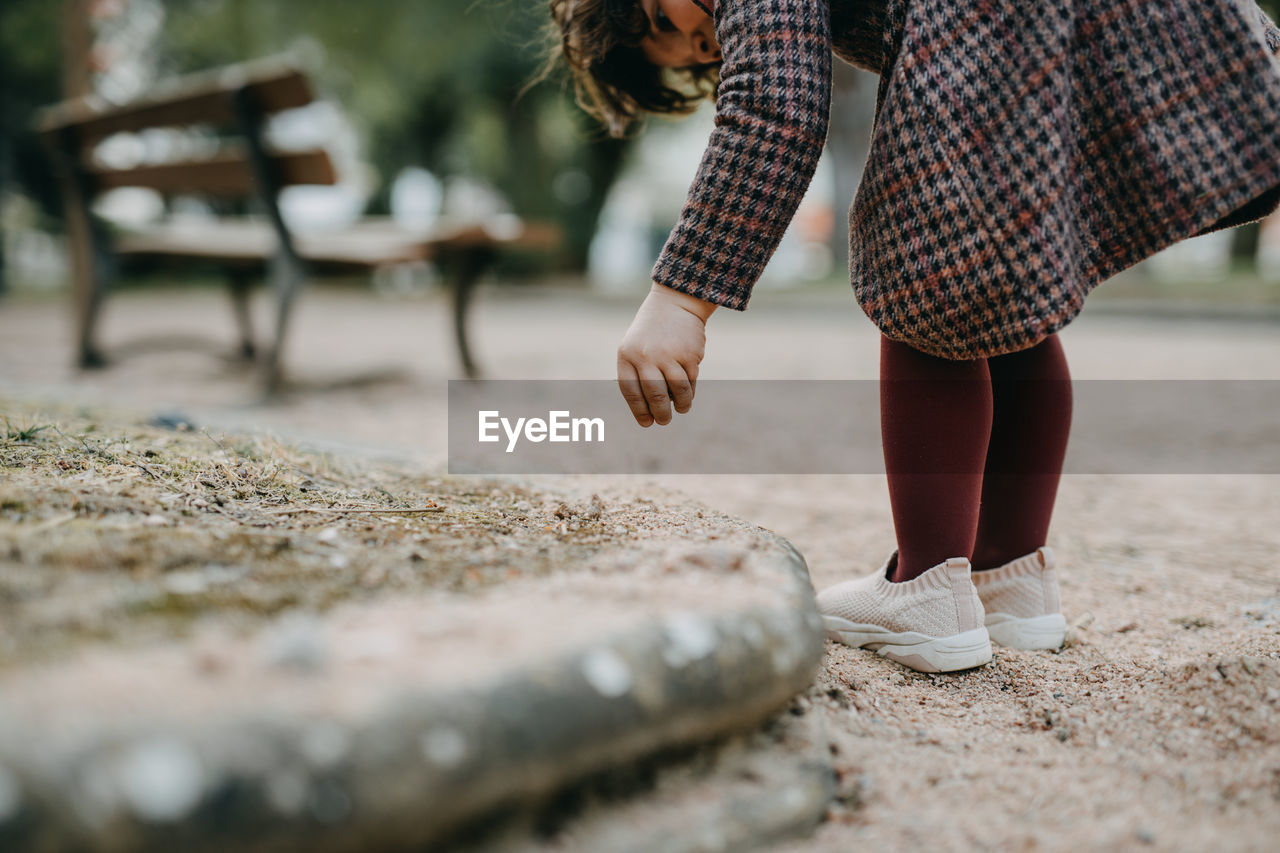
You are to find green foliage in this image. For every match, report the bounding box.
[158,0,628,270]
[0,0,66,219]
[2,417,52,443]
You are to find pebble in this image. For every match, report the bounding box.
[317,527,341,544]
[781,785,811,811]
[143,514,170,527]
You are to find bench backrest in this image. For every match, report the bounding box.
[37,58,336,201]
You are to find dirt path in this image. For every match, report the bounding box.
[647,473,1279,851]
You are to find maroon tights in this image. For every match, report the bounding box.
[880,334,1072,583]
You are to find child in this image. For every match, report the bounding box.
[549,0,1280,671]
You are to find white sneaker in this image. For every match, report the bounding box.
[971,546,1066,650]
[815,554,993,673]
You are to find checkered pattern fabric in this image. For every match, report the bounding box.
[650,0,832,310]
[652,0,1280,359]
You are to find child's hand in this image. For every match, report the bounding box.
[617,283,717,427]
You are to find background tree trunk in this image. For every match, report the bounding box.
[61,0,92,99]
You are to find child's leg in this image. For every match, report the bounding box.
[880,336,992,583]
[970,334,1073,570]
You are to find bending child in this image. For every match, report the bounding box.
[547,0,1280,672]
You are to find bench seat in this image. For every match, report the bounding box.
[115,216,561,270]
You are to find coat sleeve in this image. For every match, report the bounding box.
[649,0,832,310]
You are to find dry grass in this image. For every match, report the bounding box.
[0,401,649,670]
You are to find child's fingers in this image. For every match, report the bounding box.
[637,366,674,426]
[678,358,699,396]
[617,359,655,427]
[663,363,695,414]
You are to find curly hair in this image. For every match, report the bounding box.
[546,0,720,137]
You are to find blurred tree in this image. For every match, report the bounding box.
[156,0,630,271]
[4,0,1280,286]
[0,0,65,292]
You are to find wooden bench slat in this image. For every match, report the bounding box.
[115,218,561,268]
[36,63,313,143]
[90,149,336,195]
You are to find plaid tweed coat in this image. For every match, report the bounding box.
[651,0,1280,359]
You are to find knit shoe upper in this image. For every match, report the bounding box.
[815,554,992,672]
[971,546,1061,619]
[971,546,1066,650]
[816,554,984,637]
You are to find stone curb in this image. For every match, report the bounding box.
[0,530,826,852]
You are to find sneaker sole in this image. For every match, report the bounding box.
[822,618,993,673]
[984,613,1066,650]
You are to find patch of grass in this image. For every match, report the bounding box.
[0,398,668,670]
[1,417,51,443]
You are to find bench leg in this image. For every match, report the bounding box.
[261,257,305,393]
[450,248,494,379]
[76,273,109,369]
[68,210,110,369]
[226,269,256,359]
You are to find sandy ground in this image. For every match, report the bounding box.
[2,281,1279,849]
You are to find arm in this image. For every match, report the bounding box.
[650,0,833,309]
[618,0,832,427]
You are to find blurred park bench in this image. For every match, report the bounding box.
[36,57,560,389]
